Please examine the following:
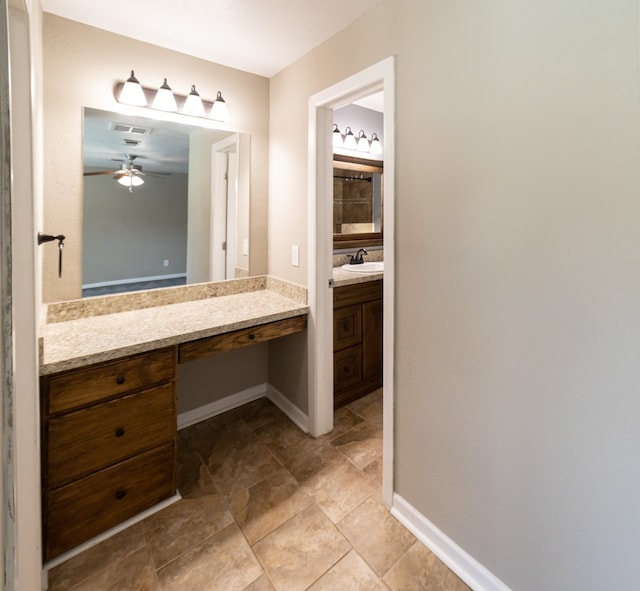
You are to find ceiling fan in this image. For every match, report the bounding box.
[83,154,169,192]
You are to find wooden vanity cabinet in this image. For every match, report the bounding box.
[40,347,178,561]
[333,280,383,408]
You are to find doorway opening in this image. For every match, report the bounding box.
[308,57,395,505]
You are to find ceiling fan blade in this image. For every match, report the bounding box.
[84,170,118,176]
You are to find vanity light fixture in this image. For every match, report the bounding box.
[115,71,231,122]
[332,124,344,147]
[356,129,369,152]
[343,126,357,150]
[333,124,382,155]
[183,85,206,117]
[152,78,178,112]
[119,70,147,107]
[210,91,230,122]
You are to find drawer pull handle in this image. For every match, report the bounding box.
[115,489,126,500]
[115,427,125,438]
[248,333,256,340]
[116,375,126,385]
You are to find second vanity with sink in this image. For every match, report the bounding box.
[39,276,308,561]
[332,258,383,408]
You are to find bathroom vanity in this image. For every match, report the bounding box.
[39,277,308,561]
[332,267,383,408]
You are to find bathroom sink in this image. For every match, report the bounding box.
[341,262,384,273]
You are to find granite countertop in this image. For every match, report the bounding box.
[40,277,308,375]
[332,266,383,288]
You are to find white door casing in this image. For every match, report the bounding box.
[307,56,395,505]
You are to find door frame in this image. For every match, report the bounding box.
[307,56,395,505]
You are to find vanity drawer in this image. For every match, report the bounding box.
[45,347,176,414]
[333,305,362,351]
[333,280,382,308]
[45,383,176,488]
[179,315,306,363]
[44,443,175,560]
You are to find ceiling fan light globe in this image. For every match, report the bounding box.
[117,174,144,188]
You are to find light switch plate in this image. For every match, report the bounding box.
[242,238,249,256]
[291,245,300,267]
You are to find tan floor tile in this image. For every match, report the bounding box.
[229,468,313,544]
[253,505,350,591]
[307,550,389,590]
[383,541,472,591]
[350,390,383,426]
[303,457,377,523]
[338,497,415,577]
[260,422,343,483]
[363,457,383,489]
[175,445,209,498]
[209,438,282,496]
[330,421,383,468]
[226,397,285,432]
[47,521,147,591]
[67,547,159,591]
[241,574,276,590]
[157,523,262,591]
[143,477,234,569]
[347,388,383,414]
[322,407,364,441]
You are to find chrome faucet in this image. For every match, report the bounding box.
[350,248,367,265]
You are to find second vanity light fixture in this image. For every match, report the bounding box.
[333,124,382,155]
[117,70,230,122]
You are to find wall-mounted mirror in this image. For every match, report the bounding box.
[82,108,250,297]
[333,154,383,250]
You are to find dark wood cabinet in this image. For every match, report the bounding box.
[333,279,383,408]
[40,348,178,561]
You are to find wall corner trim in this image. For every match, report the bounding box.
[391,494,512,591]
[266,384,309,433]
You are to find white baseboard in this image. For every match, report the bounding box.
[177,384,267,429]
[177,383,309,433]
[266,384,309,433]
[391,494,511,591]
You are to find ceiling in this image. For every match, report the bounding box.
[41,0,383,78]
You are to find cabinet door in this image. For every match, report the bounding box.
[334,345,363,392]
[333,304,362,351]
[362,298,383,380]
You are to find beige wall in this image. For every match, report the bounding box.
[42,14,269,302]
[177,344,268,414]
[270,1,640,589]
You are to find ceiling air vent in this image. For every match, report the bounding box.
[123,139,141,146]
[111,122,151,136]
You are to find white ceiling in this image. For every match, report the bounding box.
[41,0,383,78]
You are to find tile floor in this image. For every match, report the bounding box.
[47,389,471,590]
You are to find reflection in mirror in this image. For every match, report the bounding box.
[82,108,250,297]
[333,155,383,250]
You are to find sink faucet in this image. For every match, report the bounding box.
[350,248,367,265]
